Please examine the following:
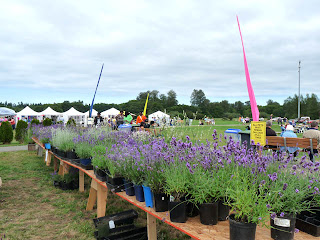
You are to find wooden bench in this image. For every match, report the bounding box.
[265,136,318,156]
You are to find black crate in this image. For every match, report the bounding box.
[296,212,320,237]
[93,210,138,228]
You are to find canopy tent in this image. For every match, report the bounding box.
[101,108,120,118]
[17,106,40,116]
[148,111,170,125]
[84,109,98,117]
[0,107,16,117]
[39,107,62,116]
[63,107,85,125]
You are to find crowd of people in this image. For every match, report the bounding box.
[0,117,16,129]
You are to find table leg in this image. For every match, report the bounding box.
[79,171,84,192]
[63,163,69,175]
[86,179,97,211]
[46,152,52,166]
[97,183,107,218]
[147,213,157,240]
[53,157,58,172]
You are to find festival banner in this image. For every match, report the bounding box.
[143,93,149,116]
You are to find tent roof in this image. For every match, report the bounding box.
[101,108,120,116]
[0,107,16,117]
[39,107,62,115]
[17,106,40,116]
[149,111,170,118]
[63,107,84,116]
[84,109,98,117]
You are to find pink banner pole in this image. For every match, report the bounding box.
[237,16,259,121]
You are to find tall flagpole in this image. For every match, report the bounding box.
[89,64,104,117]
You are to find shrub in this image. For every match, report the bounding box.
[31,119,40,125]
[43,118,52,126]
[15,120,28,143]
[0,121,13,143]
[67,118,76,126]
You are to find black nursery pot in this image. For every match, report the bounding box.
[153,193,169,212]
[270,213,296,240]
[94,167,107,182]
[199,202,218,225]
[218,199,230,221]
[168,201,188,223]
[229,214,257,240]
[123,179,135,196]
[66,150,77,160]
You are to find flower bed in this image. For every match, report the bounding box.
[33,125,320,239]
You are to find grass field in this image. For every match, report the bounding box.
[0,151,190,240]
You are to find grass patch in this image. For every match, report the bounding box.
[0,151,190,240]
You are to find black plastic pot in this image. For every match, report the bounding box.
[93,209,138,228]
[105,227,147,240]
[182,195,199,217]
[296,211,320,237]
[59,180,78,190]
[153,193,169,212]
[270,213,296,240]
[218,199,230,221]
[168,201,187,223]
[94,167,107,182]
[133,185,145,202]
[229,214,257,240]
[66,150,77,159]
[123,179,135,196]
[199,202,218,225]
[106,176,124,192]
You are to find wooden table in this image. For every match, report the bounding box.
[32,138,318,240]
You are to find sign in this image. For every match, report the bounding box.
[250,121,266,146]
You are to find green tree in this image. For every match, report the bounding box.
[43,118,52,126]
[167,90,178,107]
[0,121,13,143]
[15,120,28,143]
[190,89,206,107]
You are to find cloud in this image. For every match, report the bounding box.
[1,0,320,106]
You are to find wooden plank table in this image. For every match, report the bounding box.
[32,138,318,240]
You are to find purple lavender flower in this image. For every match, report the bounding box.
[295,189,299,193]
[271,213,277,220]
[294,228,299,233]
[266,204,271,209]
[283,183,288,191]
[280,212,285,217]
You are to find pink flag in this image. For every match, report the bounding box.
[237,16,259,121]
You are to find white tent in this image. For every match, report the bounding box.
[101,108,120,118]
[84,109,98,117]
[39,107,62,116]
[17,106,40,116]
[63,107,85,125]
[0,107,16,117]
[148,111,170,124]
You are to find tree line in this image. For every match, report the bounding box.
[1,90,319,120]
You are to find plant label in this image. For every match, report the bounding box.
[170,195,174,202]
[109,220,115,229]
[162,197,165,201]
[274,217,290,228]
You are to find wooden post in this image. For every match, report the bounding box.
[37,146,43,157]
[53,157,58,172]
[46,152,52,166]
[86,179,97,211]
[147,213,157,240]
[63,163,69,175]
[97,183,107,218]
[79,171,84,192]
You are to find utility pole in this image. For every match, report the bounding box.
[298,60,301,119]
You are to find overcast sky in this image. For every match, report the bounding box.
[1,0,319,106]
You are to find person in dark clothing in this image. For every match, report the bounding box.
[94,112,103,126]
[266,120,277,136]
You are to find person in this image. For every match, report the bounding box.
[266,120,277,136]
[136,112,146,125]
[10,118,15,130]
[94,112,103,126]
[124,112,133,124]
[303,121,320,161]
[280,125,299,157]
[115,110,124,126]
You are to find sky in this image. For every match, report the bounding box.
[1,0,320,106]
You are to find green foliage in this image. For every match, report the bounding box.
[15,120,28,143]
[223,112,238,121]
[67,118,76,126]
[43,118,52,126]
[74,142,92,159]
[0,121,13,143]
[31,119,40,125]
